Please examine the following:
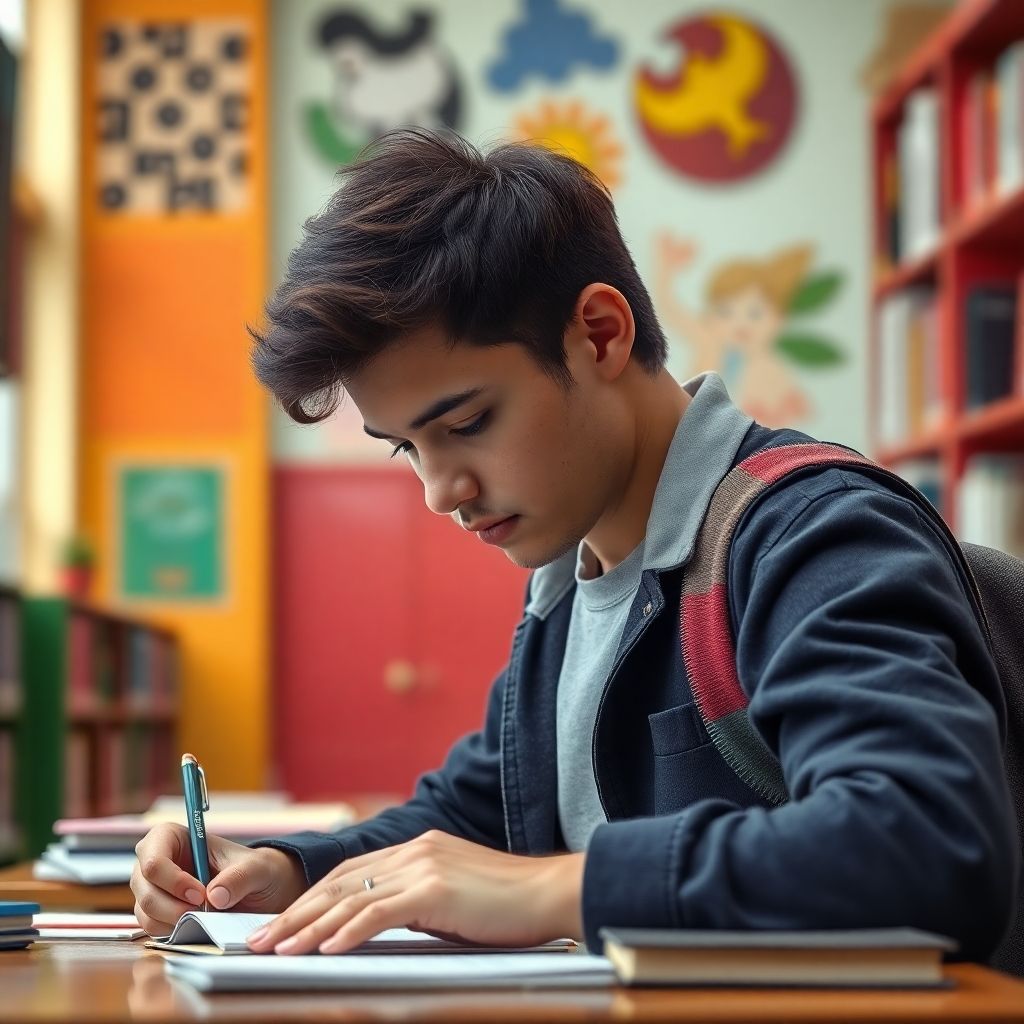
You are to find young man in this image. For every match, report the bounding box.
[131,129,1018,960]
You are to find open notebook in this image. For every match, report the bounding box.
[146,912,576,956]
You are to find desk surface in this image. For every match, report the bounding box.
[2,942,1024,1023]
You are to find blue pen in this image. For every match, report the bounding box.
[181,752,211,911]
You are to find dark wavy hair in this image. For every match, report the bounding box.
[250,128,668,424]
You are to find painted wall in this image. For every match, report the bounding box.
[77,0,270,789]
[269,0,915,463]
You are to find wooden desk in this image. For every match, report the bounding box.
[0,863,134,910]
[2,942,1024,1023]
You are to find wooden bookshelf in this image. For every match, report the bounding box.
[871,0,1024,534]
[18,598,181,858]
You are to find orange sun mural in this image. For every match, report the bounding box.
[512,100,624,190]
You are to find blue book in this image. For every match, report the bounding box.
[0,901,39,917]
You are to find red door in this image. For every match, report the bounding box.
[273,465,527,798]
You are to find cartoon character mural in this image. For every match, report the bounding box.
[635,11,798,183]
[656,234,844,427]
[306,8,462,166]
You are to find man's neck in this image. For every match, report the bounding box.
[586,370,691,574]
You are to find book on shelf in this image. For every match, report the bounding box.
[0,591,20,716]
[0,727,19,859]
[897,88,941,262]
[956,454,1024,559]
[996,41,1024,197]
[599,927,955,988]
[876,287,942,447]
[897,458,943,513]
[964,284,1017,410]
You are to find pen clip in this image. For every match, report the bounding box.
[197,764,210,812]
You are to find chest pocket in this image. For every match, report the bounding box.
[649,702,711,756]
[648,701,761,814]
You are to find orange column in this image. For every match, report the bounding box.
[78,0,269,789]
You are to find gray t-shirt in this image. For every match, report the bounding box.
[556,540,644,852]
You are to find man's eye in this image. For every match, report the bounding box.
[451,411,490,437]
[389,441,414,459]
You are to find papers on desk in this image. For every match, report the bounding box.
[146,911,577,957]
[33,844,138,884]
[34,795,356,884]
[164,952,614,992]
[33,912,146,941]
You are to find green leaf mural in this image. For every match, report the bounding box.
[788,270,843,314]
[775,332,845,368]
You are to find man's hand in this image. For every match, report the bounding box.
[130,822,307,935]
[245,830,585,955]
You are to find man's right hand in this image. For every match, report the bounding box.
[130,822,308,935]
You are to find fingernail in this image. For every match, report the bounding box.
[208,886,230,908]
[184,888,204,906]
[319,938,340,954]
[276,937,298,954]
[247,927,268,945]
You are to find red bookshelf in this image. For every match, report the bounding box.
[870,0,1024,534]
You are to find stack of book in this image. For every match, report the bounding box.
[0,901,39,951]
[33,794,355,885]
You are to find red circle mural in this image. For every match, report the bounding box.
[634,11,799,184]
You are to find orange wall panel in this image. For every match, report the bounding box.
[78,0,270,790]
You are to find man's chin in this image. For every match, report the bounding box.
[502,534,581,571]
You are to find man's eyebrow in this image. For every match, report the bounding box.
[362,387,485,440]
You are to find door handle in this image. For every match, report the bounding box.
[383,659,418,694]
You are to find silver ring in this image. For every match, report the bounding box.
[362,877,375,892]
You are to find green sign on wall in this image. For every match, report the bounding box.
[119,465,225,601]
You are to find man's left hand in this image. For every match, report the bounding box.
[245,830,585,955]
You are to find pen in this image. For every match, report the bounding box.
[181,752,211,911]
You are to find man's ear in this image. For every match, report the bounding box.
[568,283,635,382]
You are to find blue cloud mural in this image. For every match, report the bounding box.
[488,0,619,93]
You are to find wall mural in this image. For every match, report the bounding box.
[306,8,462,166]
[512,98,623,189]
[96,20,252,214]
[488,0,619,93]
[655,233,844,427]
[634,11,798,184]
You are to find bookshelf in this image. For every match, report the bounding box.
[18,598,180,858]
[871,0,1024,550]
[0,584,21,865]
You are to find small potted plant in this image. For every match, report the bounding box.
[60,535,95,599]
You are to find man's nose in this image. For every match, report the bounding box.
[421,459,479,517]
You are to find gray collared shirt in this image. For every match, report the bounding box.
[550,373,753,849]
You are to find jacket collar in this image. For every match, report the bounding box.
[526,372,752,619]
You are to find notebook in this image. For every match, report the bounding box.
[0,902,40,943]
[599,927,956,988]
[147,912,576,956]
[164,951,614,992]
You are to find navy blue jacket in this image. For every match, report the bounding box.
[260,382,1018,961]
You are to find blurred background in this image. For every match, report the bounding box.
[1,0,1022,863]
